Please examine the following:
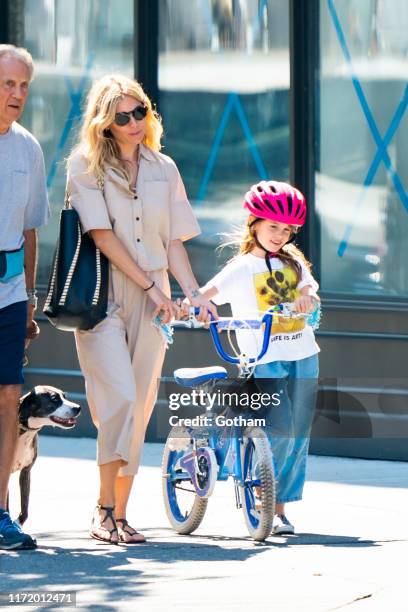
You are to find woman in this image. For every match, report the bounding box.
[67,74,215,544]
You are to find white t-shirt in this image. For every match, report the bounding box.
[209,253,320,365]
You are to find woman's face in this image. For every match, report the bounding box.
[108,94,147,149]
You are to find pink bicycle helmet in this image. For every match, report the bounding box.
[244,180,307,226]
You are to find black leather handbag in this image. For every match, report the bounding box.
[43,187,109,332]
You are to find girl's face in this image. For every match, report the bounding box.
[253,219,293,253]
[108,94,147,148]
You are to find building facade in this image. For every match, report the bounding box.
[1,0,408,459]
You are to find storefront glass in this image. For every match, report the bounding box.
[318,0,408,297]
[158,0,290,284]
[22,0,134,284]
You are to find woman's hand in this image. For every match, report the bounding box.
[147,285,177,324]
[173,298,190,320]
[293,295,316,314]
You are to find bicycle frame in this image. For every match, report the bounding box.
[168,378,256,496]
[167,308,295,489]
[162,303,320,539]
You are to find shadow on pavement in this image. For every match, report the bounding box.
[177,531,380,548]
[0,529,380,609]
[1,533,270,606]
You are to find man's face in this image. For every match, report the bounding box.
[0,56,31,133]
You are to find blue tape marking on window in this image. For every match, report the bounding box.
[327,0,408,257]
[234,94,268,180]
[196,93,234,204]
[196,92,268,204]
[255,0,269,32]
[338,85,408,257]
[46,52,95,188]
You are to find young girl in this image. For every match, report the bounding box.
[199,180,320,535]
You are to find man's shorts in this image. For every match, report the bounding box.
[0,300,27,385]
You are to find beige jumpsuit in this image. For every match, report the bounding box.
[67,145,200,476]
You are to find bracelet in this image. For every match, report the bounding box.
[26,289,38,308]
[143,280,155,292]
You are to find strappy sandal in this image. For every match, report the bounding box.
[90,505,119,544]
[116,518,146,544]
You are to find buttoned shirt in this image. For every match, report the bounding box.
[67,144,200,272]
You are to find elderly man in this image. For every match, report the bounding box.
[0,45,49,550]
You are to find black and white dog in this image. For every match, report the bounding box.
[10,385,81,525]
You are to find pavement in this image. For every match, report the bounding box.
[1,436,408,612]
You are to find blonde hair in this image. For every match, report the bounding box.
[220,215,311,282]
[69,74,163,186]
[0,44,34,80]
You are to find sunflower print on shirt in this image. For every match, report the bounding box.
[253,267,305,334]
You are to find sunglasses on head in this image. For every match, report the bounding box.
[114,104,148,126]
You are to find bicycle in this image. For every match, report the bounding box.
[160,303,320,541]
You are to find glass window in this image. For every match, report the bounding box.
[21,0,134,285]
[158,0,290,285]
[318,0,408,297]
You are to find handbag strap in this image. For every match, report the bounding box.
[44,173,107,312]
[64,188,70,210]
[64,173,105,209]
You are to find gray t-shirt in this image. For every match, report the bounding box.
[0,121,50,309]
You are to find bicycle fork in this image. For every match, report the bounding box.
[234,479,242,509]
[232,436,245,510]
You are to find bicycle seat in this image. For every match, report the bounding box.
[174,366,228,388]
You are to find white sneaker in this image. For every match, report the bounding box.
[272,514,295,535]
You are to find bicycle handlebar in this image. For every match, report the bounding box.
[172,307,275,364]
[167,301,321,365]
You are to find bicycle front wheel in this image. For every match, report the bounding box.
[240,427,275,541]
[162,428,208,535]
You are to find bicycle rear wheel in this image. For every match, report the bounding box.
[162,428,208,535]
[240,427,275,541]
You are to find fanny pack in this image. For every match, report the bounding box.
[0,246,25,283]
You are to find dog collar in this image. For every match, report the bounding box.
[19,423,41,433]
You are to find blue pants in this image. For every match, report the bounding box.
[254,354,319,503]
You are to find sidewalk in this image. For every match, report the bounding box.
[1,436,408,611]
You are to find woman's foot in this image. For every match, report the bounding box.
[116,518,146,544]
[90,505,119,544]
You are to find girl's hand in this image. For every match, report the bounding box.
[188,291,218,323]
[147,285,177,324]
[293,295,316,314]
